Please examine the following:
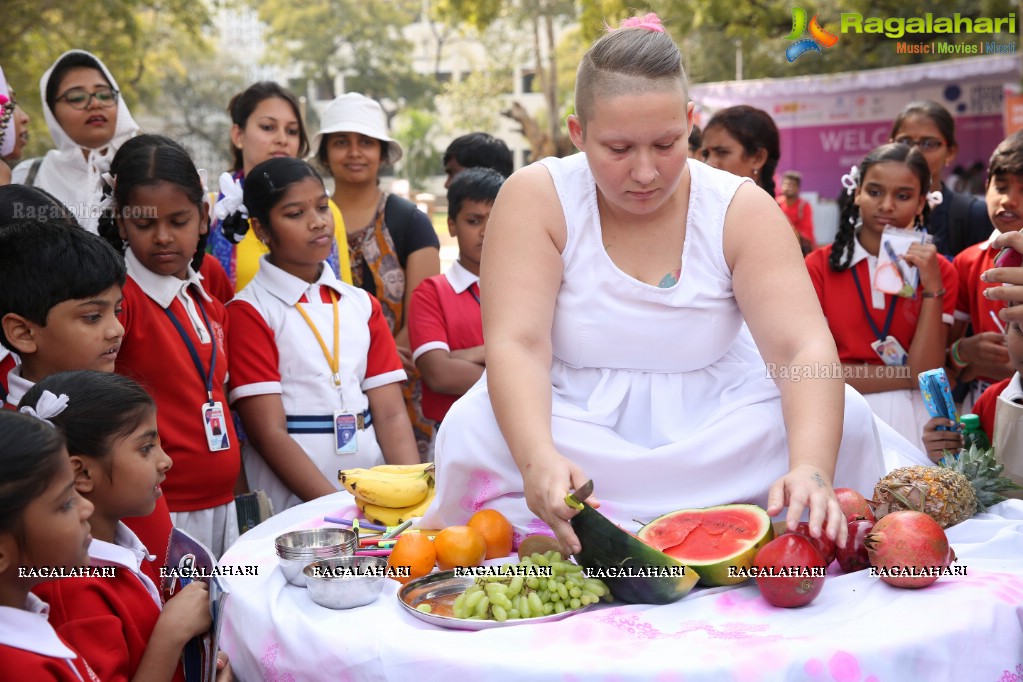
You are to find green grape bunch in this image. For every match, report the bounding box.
[451,551,611,621]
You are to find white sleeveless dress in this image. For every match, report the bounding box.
[421,156,887,536]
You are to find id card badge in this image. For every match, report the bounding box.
[334,410,359,454]
[871,335,908,366]
[202,402,230,452]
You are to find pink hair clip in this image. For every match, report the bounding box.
[617,13,665,32]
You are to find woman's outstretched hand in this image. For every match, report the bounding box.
[520,450,595,555]
[767,463,848,548]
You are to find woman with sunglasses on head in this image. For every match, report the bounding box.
[889,100,993,258]
[11,51,138,234]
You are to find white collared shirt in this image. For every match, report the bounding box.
[126,250,213,343]
[977,229,1002,251]
[444,260,480,295]
[0,593,86,680]
[5,365,32,409]
[252,256,345,307]
[87,523,161,607]
[1002,373,1023,404]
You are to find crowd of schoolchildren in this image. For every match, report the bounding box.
[0,51,513,680]
[1,46,1022,681]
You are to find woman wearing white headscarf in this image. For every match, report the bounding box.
[12,50,139,232]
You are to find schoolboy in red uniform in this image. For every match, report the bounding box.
[0,211,174,585]
[409,168,503,423]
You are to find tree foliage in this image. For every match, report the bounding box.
[0,0,211,159]
[155,51,249,174]
[437,0,577,159]
[254,0,436,108]
[393,108,443,193]
[578,0,1019,84]
[437,71,511,135]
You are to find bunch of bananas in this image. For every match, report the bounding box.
[338,462,436,526]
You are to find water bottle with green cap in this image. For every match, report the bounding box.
[959,414,991,452]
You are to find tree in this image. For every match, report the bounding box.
[393,108,443,193]
[438,0,578,159]
[153,51,249,174]
[614,0,1020,83]
[436,71,511,134]
[0,0,211,159]
[253,0,437,109]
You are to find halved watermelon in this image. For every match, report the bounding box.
[638,504,774,586]
[568,497,700,604]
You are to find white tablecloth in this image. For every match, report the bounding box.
[219,492,1023,681]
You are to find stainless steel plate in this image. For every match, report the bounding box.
[397,570,595,631]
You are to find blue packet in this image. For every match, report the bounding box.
[918,368,958,430]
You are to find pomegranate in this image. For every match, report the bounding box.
[834,488,876,523]
[835,519,874,573]
[753,534,827,608]
[788,522,837,565]
[864,511,954,589]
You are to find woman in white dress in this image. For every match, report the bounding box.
[422,14,885,553]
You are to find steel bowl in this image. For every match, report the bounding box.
[275,528,357,587]
[303,556,388,610]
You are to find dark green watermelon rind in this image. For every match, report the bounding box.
[570,504,699,605]
[637,504,775,587]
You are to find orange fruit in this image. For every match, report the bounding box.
[433,525,487,570]
[386,532,436,584]
[467,509,514,559]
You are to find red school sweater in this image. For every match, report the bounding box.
[116,276,240,512]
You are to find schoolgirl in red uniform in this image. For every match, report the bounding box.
[805,143,958,449]
[97,135,242,557]
[25,371,223,682]
[0,410,98,681]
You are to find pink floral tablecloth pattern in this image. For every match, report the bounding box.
[219,492,1023,681]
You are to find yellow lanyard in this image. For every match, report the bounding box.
[295,288,341,389]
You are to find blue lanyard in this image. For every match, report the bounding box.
[468,282,480,306]
[161,293,217,404]
[851,267,898,343]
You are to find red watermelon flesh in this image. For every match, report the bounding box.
[638,504,774,586]
[639,517,700,550]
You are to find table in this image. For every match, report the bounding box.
[219,492,1023,681]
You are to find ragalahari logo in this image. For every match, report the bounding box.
[785,7,839,62]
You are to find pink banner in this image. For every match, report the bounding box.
[778,114,1005,197]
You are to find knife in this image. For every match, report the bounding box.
[567,480,594,508]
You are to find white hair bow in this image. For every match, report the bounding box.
[840,166,859,196]
[19,391,69,427]
[213,172,247,222]
[926,190,943,210]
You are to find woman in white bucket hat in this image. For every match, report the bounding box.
[314,92,440,458]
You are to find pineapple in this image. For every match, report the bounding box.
[873,445,1021,528]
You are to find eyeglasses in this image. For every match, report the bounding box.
[894,136,944,152]
[56,87,119,110]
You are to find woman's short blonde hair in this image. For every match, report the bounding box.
[574,23,688,130]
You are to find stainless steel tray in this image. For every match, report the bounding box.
[397,569,594,631]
